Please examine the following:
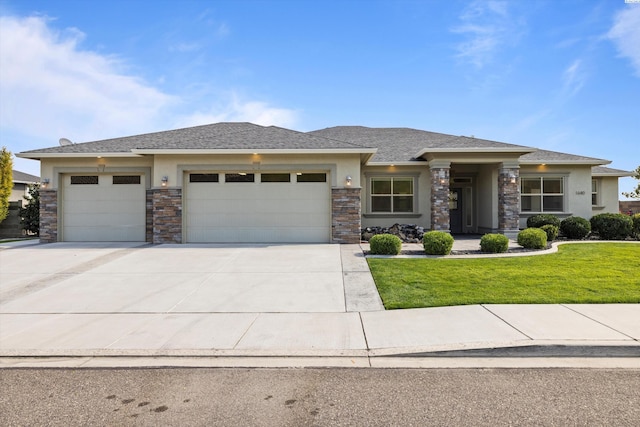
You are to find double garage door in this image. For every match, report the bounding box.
[62,172,331,243]
[186,172,330,243]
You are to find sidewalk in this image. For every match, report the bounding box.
[1,240,638,368]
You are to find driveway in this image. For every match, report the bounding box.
[0,243,354,314]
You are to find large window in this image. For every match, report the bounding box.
[371,177,414,213]
[521,177,564,212]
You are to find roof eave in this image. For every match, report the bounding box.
[415,147,536,158]
[16,152,143,159]
[520,159,612,166]
[130,148,378,155]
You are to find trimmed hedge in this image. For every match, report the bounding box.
[526,214,560,229]
[560,216,591,240]
[517,228,547,249]
[423,231,454,255]
[479,233,509,253]
[590,213,633,240]
[369,234,402,255]
[632,213,640,240]
[540,224,559,242]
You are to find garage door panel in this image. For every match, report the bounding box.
[63,174,145,242]
[186,174,330,243]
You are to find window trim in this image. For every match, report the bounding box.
[364,173,420,216]
[591,178,599,206]
[520,175,566,213]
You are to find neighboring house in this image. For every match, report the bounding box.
[16,122,629,244]
[0,170,40,239]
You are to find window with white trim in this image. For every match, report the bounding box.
[592,179,599,206]
[521,177,564,212]
[370,177,414,213]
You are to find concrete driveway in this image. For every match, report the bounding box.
[1,242,374,314]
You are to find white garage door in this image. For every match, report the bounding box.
[186,172,330,243]
[62,174,146,241]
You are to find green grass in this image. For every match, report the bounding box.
[368,243,640,309]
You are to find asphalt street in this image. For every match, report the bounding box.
[1,368,639,426]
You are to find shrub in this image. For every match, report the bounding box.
[526,214,560,229]
[517,228,547,249]
[632,213,640,240]
[423,231,454,255]
[369,233,402,255]
[479,233,509,253]
[590,213,633,240]
[540,224,558,242]
[560,216,591,240]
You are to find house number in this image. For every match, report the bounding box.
[575,191,586,195]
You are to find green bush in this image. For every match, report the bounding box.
[423,231,454,255]
[590,213,633,240]
[632,213,640,240]
[540,224,558,241]
[526,214,560,229]
[479,233,509,253]
[369,233,402,255]
[517,228,547,249]
[560,216,591,239]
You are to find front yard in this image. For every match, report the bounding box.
[368,243,640,309]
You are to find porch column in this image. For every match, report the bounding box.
[498,161,520,238]
[429,160,451,232]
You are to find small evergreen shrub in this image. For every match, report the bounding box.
[560,216,591,239]
[517,228,547,249]
[632,213,640,240]
[479,233,509,253]
[369,233,402,255]
[526,214,560,229]
[540,224,558,242]
[423,231,454,255]
[590,213,633,240]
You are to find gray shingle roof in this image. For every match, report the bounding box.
[19,122,371,155]
[591,166,632,176]
[309,126,533,162]
[12,170,40,182]
[520,149,609,165]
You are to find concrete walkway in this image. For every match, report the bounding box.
[1,240,638,368]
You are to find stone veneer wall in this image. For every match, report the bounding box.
[498,167,520,232]
[152,188,182,244]
[331,187,361,243]
[39,189,58,243]
[145,190,154,243]
[430,167,450,231]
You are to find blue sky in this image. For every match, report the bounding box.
[1,0,638,197]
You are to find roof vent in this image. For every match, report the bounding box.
[59,138,74,146]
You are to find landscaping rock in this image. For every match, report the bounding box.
[361,224,425,243]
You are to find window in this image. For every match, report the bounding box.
[70,176,98,185]
[521,177,564,212]
[592,179,599,206]
[225,173,255,183]
[261,173,290,183]
[370,177,414,213]
[190,173,219,183]
[113,176,141,185]
[296,173,326,183]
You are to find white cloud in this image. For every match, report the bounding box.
[562,59,587,97]
[451,0,518,68]
[175,93,298,129]
[0,15,175,143]
[607,7,640,77]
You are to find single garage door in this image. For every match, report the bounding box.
[62,174,146,241]
[186,172,330,243]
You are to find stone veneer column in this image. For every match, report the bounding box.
[39,189,58,243]
[331,187,361,244]
[429,162,451,231]
[145,190,154,243]
[498,162,520,237]
[152,188,182,244]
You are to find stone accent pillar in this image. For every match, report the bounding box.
[331,187,361,244]
[145,190,154,243]
[429,162,451,231]
[152,188,182,244]
[39,189,58,243]
[498,163,520,237]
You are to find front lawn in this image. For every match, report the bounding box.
[368,243,640,309]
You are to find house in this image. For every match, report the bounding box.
[0,170,40,239]
[16,122,629,244]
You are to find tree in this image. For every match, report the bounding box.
[0,147,13,223]
[19,183,40,235]
[622,165,640,199]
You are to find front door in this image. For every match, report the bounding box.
[449,188,463,234]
